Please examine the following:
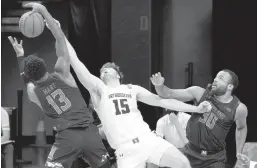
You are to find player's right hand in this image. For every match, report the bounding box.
[198,101,212,113]
[24,2,47,14]
[8,36,24,57]
[150,72,165,86]
[235,153,250,167]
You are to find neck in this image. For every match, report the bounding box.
[214,92,233,103]
[35,73,49,84]
[105,79,120,88]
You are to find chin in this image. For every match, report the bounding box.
[213,91,226,96]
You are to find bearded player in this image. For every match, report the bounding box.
[150,71,248,168]
[9,3,111,168]
[61,30,214,167]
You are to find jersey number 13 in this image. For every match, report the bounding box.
[46,89,71,114]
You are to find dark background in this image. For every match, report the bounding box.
[212,0,257,166]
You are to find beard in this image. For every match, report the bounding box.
[210,87,227,96]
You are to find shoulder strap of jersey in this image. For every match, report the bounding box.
[230,95,241,119]
[197,84,212,105]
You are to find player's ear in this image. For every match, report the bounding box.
[227,84,234,92]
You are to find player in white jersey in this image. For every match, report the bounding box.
[62,30,212,168]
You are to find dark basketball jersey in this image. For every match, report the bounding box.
[34,73,93,131]
[186,84,240,151]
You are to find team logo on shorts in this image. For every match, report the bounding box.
[201,150,207,156]
[101,153,109,163]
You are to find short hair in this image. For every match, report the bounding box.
[100,62,124,83]
[222,69,239,92]
[24,55,47,81]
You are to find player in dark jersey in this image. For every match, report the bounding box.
[150,71,248,168]
[8,3,111,168]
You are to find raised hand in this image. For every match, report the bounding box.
[150,72,165,86]
[198,101,212,113]
[24,2,46,14]
[8,36,24,57]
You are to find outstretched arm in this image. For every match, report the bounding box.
[133,85,209,113]
[25,3,70,78]
[150,73,204,102]
[64,37,105,93]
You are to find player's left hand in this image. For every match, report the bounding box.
[198,101,212,113]
[8,36,24,57]
[235,153,250,167]
[150,72,165,86]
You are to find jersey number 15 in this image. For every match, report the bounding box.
[113,99,131,115]
[46,89,71,114]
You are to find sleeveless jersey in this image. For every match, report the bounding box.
[186,84,240,151]
[34,73,93,132]
[95,84,151,149]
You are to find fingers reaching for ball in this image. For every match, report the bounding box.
[24,2,46,14]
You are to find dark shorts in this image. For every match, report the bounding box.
[46,124,109,168]
[180,143,226,168]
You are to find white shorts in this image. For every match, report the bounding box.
[115,132,179,168]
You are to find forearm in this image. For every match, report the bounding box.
[236,127,247,154]
[65,38,92,81]
[155,85,172,98]
[41,9,69,61]
[17,57,31,85]
[41,9,64,41]
[17,56,25,73]
[161,99,200,113]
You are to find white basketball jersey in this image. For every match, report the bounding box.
[95,84,151,149]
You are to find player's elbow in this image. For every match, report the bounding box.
[72,62,87,77]
[77,74,97,91]
[236,124,247,131]
[152,96,165,107]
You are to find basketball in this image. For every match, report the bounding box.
[19,11,45,38]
